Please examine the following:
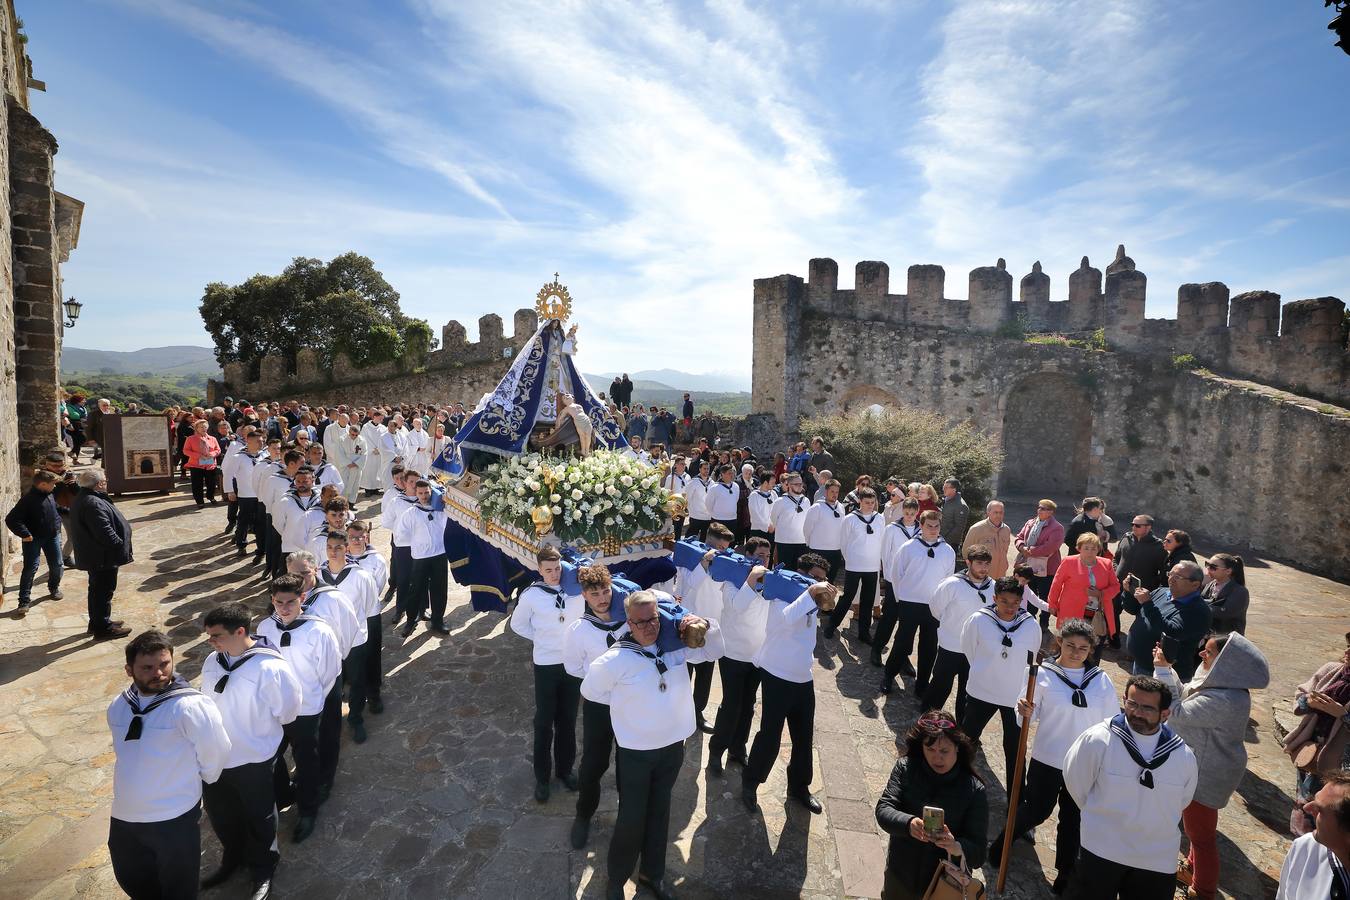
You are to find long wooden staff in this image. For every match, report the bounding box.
[996,649,1040,894]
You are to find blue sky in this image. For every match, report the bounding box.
[26,0,1350,376]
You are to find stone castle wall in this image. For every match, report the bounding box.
[752,253,1350,582]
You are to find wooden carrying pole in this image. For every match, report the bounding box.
[996,649,1040,894]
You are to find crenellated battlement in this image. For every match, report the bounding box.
[754,246,1347,408]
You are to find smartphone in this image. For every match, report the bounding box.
[922,806,944,839]
[1123,574,1141,594]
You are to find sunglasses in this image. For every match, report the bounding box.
[917,712,958,733]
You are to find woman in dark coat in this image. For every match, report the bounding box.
[1163,528,1198,571]
[1201,552,1249,635]
[875,710,989,899]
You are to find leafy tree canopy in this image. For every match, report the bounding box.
[199,252,437,373]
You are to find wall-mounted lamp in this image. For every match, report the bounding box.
[63,296,82,329]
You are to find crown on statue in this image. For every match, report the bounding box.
[535,274,573,323]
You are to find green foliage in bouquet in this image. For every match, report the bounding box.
[477,450,671,545]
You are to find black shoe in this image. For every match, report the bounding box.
[92,625,132,640]
[370,696,384,714]
[790,789,822,814]
[987,838,1003,869]
[706,756,724,778]
[570,816,590,849]
[351,720,367,743]
[1107,634,1121,649]
[292,815,316,843]
[318,783,332,805]
[428,622,450,635]
[48,587,63,601]
[250,877,271,900]
[740,784,759,812]
[726,751,747,768]
[637,875,678,900]
[857,631,872,645]
[1051,871,1071,895]
[822,625,837,639]
[560,771,579,791]
[534,780,550,803]
[878,677,893,695]
[200,864,237,889]
[869,651,883,667]
[235,546,248,557]
[14,602,28,617]
[196,502,206,508]
[897,658,917,678]
[696,716,714,734]
[401,622,416,638]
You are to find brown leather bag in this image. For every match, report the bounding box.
[922,856,986,900]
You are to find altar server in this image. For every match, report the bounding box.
[581,591,722,900]
[107,630,231,900]
[257,576,341,844]
[404,416,431,474]
[870,497,922,667]
[824,487,884,642]
[880,509,953,696]
[199,602,303,898]
[358,411,386,494]
[684,460,712,543]
[511,546,584,803]
[742,553,834,815]
[1062,676,1197,900]
[395,478,450,636]
[379,414,409,488]
[987,618,1118,894]
[922,544,995,719]
[321,533,381,734]
[768,472,810,570]
[332,424,366,505]
[706,464,740,534]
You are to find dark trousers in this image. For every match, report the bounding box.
[671,517,685,542]
[576,699,616,820]
[234,497,262,551]
[88,567,118,631]
[344,642,369,724]
[264,516,283,575]
[688,518,711,542]
[872,581,898,657]
[202,760,278,880]
[744,671,815,791]
[532,663,581,783]
[709,657,761,762]
[992,758,1081,873]
[1064,848,1175,900]
[408,553,448,626]
[922,647,971,720]
[828,570,878,637]
[226,492,237,528]
[318,680,342,790]
[273,712,322,815]
[960,696,1020,794]
[189,468,216,504]
[18,533,62,603]
[776,541,807,571]
[391,545,413,618]
[688,660,714,717]
[108,803,201,900]
[609,741,684,885]
[885,602,938,689]
[816,548,843,583]
[1031,574,1053,628]
[364,615,383,697]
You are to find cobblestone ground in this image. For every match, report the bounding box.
[0,479,1345,899]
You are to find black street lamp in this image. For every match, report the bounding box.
[63,296,82,328]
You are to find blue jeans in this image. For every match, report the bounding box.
[19,533,63,603]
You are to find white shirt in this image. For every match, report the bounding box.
[257,468,292,511]
[753,590,820,683]
[1064,719,1198,874]
[931,574,994,653]
[563,615,628,680]
[580,622,725,750]
[1276,833,1346,900]
[320,563,379,642]
[961,607,1043,707]
[703,576,768,663]
[769,493,810,544]
[803,500,845,551]
[662,471,689,495]
[880,520,921,582]
[511,583,584,665]
[684,477,712,520]
[107,685,231,822]
[380,427,408,464]
[889,536,956,604]
[395,504,448,559]
[1021,661,1119,769]
[222,451,263,499]
[349,550,389,596]
[311,461,344,493]
[256,615,342,716]
[622,445,652,465]
[706,480,739,520]
[200,640,303,769]
[274,491,323,552]
[748,490,775,531]
[383,491,416,545]
[841,512,884,572]
[302,584,361,657]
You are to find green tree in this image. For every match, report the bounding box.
[198,253,437,373]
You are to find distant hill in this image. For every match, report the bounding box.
[62,345,220,377]
[583,374,750,416]
[591,369,751,393]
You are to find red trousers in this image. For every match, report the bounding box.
[1183,799,1219,898]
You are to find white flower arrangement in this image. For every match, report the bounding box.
[478,450,672,544]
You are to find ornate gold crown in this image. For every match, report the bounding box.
[535,274,573,323]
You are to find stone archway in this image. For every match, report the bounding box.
[1000,372,1092,496]
[838,384,901,415]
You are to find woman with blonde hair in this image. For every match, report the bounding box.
[913,483,940,515]
[1046,532,1119,662]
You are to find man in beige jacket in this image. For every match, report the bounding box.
[962,500,1013,577]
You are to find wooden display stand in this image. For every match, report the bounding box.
[103,414,175,495]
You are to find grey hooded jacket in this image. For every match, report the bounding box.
[1154,632,1270,808]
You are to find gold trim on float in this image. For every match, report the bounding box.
[469,584,508,601]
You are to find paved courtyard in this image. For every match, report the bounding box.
[1,484,1346,899]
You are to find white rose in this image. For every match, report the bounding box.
[571,489,583,501]
[516,485,526,496]
[551,493,561,503]
[620,475,633,487]
[604,517,615,526]
[622,503,634,515]
[551,505,562,515]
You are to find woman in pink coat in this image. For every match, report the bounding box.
[1014,498,1065,622]
[1047,532,1121,661]
[182,419,221,508]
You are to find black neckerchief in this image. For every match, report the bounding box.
[287,492,316,511]
[918,536,943,558]
[314,463,330,479]
[533,581,567,619]
[824,501,841,519]
[415,503,438,520]
[854,512,878,534]
[302,584,341,612]
[583,611,626,645]
[897,521,920,539]
[121,675,197,740]
[212,638,283,693]
[321,565,352,587]
[615,638,669,691]
[720,482,735,494]
[975,606,1035,655]
[960,575,993,603]
[697,477,710,487]
[787,495,805,514]
[1042,660,1104,708]
[1108,713,1184,789]
[754,490,773,500]
[398,495,416,505]
[269,613,317,647]
[1331,852,1348,900]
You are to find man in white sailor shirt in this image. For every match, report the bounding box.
[684,459,713,543]
[345,520,388,597]
[108,630,231,900]
[511,546,584,804]
[256,445,299,576]
[305,442,344,495]
[1062,675,1197,900]
[769,472,811,571]
[321,532,381,738]
[660,456,690,541]
[199,602,303,898]
[1276,772,1350,900]
[622,434,651,465]
[706,463,740,534]
[257,575,341,844]
[222,429,266,557]
[803,478,846,583]
[959,576,1043,794]
[823,486,885,643]
[273,465,323,556]
[345,521,389,708]
[922,544,996,719]
[681,522,735,734]
[871,496,922,667]
[747,471,776,543]
[382,465,418,618]
[306,496,352,560]
[988,618,1118,893]
[564,564,629,849]
[880,509,954,696]
[397,477,450,636]
[581,590,722,900]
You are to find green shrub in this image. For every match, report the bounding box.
[995,315,1028,341]
[1170,353,1199,371]
[801,406,1003,509]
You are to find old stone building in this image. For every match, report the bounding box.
[0,2,83,586]
[753,251,1350,581]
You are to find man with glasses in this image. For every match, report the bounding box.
[1123,561,1212,680]
[1112,514,1169,646]
[1062,675,1197,900]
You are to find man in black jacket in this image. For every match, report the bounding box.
[70,467,133,639]
[1111,513,1168,647]
[4,470,64,614]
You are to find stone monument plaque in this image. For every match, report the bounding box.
[103,414,175,494]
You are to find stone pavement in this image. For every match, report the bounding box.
[0,485,1346,899]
